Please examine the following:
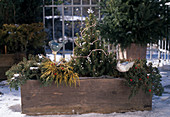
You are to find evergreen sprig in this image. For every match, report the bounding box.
[100,0,166,49]
[120,59,164,98]
[6,55,80,90]
[40,58,79,87]
[6,55,41,90]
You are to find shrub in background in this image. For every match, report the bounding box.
[0,0,42,27]
[99,0,166,49]
[0,22,46,55]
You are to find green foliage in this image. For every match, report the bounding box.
[0,0,42,27]
[6,55,79,90]
[99,0,166,48]
[70,13,118,77]
[6,55,42,90]
[40,58,79,87]
[0,23,46,55]
[119,59,164,98]
[44,0,63,5]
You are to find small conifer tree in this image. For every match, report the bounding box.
[70,10,117,77]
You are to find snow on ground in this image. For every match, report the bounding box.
[1,54,170,117]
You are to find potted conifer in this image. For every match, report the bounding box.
[99,0,166,60]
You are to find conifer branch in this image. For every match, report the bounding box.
[73,49,107,58]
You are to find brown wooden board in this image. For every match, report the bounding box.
[0,54,25,80]
[0,67,11,80]
[21,78,152,115]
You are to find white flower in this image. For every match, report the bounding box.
[14,74,19,77]
[87,9,94,14]
[30,67,39,70]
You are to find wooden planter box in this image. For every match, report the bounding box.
[0,53,25,80]
[21,78,152,115]
[118,43,147,60]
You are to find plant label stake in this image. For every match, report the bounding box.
[5,45,7,54]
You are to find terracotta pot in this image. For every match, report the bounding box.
[21,78,152,115]
[118,43,147,60]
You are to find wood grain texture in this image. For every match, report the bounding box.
[21,78,152,115]
[0,54,25,80]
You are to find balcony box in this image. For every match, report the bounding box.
[21,78,152,115]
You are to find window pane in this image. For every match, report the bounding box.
[83,7,90,17]
[45,7,52,16]
[65,21,73,50]
[74,0,80,5]
[54,0,63,5]
[74,7,81,16]
[54,20,62,40]
[64,0,71,5]
[45,19,53,40]
[92,7,99,17]
[64,6,72,16]
[92,0,98,5]
[65,21,72,38]
[44,0,52,5]
[83,0,89,5]
[54,7,61,16]
[74,21,81,36]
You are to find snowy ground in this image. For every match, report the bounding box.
[1,54,170,117]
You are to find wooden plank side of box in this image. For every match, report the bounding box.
[0,67,11,80]
[0,54,25,67]
[21,78,152,115]
[0,54,25,80]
